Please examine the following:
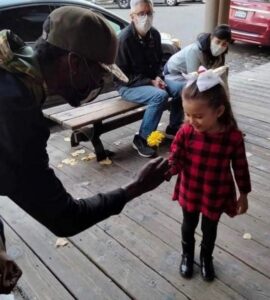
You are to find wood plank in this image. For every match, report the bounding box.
[71,225,188,300]
[244,134,270,150]
[245,143,270,164]
[236,114,270,132]
[0,197,130,300]
[247,196,270,225]
[230,81,270,94]
[247,154,270,174]
[231,94,270,107]
[97,214,245,300]
[48,97,126,123]
[121,201,270,300]
[250,165,270,186]
[232,101,270,117]
[62,102,143,129]
[43,91,119,117]
[2,221,73,300]
[230,80,270,92]
[234,107,270,124]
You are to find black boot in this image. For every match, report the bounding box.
[200,245,215,282]
[179,240,195,278]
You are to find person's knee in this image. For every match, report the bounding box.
[151,89,169,106]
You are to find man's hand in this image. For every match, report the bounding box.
[123,157,169,201]
[0,251,22,294]
[237,194,248,215]
[151,76,166,90]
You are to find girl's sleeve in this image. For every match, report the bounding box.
[232,135,252,194]
[168,127,186,176]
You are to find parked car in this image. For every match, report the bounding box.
[0,0,180,107]
[115,0,203,9]
[229,0,270,46]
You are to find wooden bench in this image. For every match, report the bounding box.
[43,91,171,161]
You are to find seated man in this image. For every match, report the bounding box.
[115,0,183,158]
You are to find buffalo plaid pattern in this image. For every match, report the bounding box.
[169,124,251,221]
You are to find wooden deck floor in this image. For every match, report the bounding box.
[1,63,270,300]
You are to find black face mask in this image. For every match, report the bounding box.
[67,55,104,107]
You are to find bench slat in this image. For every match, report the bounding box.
[63,100,143,129]
[43,91,119,118]
[48,97,125,123]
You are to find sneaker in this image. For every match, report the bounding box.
[132,134,156,158]
[165,125,179,139]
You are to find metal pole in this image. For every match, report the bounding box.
[204,0,220,33]
[218,0,230,25]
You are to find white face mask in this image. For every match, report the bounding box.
[135,15,153,35]
[210,41,227,57]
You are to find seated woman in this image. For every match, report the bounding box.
[164,24,231,82]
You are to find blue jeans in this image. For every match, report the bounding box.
[118,79,185,139]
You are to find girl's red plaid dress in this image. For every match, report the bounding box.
[169,123,251,221]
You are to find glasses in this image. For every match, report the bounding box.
[134,11,154,17]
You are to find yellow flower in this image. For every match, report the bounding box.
[147,130,165,147]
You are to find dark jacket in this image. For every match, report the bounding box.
[0,68,128,237]
[0,218,5,249]
[116,23,163,88]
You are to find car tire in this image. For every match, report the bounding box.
[165,0,177,6]
[117,0,130,9]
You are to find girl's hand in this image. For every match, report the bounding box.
[122,157,169,200]
[164,171,172,181]
[237,194,248,215]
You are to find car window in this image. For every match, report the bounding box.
[0,5,52,42]
[97,13,125,35]
[105,19,122,35]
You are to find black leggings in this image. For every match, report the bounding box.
[181,209,218,249]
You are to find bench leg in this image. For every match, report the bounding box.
[70,124,114,161]
[71,127,94,147]
[91,136,110,161]
[92,123,114,161]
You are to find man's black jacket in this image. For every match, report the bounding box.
[0,218,5,250]
[116,23,163,88]
[0,68,128,237]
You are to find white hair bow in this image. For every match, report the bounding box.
[183,66,228,92]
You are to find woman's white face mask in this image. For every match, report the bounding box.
[210,38,228,57]
[134,14,153,35]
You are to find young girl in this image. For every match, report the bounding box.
[166,69,251,282]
